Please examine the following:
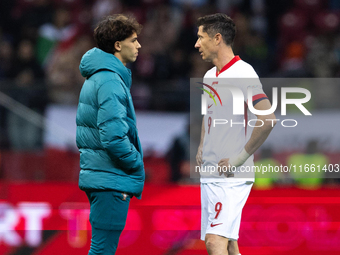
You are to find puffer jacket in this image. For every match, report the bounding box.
[76,47,144,198]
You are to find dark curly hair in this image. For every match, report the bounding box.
[94,14,142,54]
[197,13,236,47]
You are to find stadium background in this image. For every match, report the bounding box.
[0,0,340,254]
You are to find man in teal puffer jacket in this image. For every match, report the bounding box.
[76,14,144,254]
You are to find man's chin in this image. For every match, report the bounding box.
[129,56,138,63]
[202,56,211,62]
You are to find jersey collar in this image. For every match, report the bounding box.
[216,55,241,77]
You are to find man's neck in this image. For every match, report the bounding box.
[114,52,127,66]
[212,46,235,73]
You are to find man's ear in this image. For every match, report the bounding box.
[114,41,121,52]
[214,33,222,45]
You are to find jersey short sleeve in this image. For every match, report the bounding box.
[237,64,268,106]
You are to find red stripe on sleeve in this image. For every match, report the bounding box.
[252,93,267,101]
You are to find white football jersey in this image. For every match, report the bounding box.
[200,56,267,183]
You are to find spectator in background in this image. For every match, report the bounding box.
[287,140,329,189]
[254,147,281,189]
[36,6,77,66]
[281,41,305,72]
[306,36,339,77]
[0,38,14,148]
[92,0,123,26]
[169,48,191,79]
[6,39,47,151]
[0,1,16,39]
[167,124,190,183]
[0,40,14,79]
[135,5,179,80]
[233,12,269,76]
[0,26,14,147]
[46,35,93,104]
[18,0,54,41]
[176,9,204,56]
[10,39,44,79]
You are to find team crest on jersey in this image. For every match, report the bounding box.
[209,81,218,99]
[197,82,223,107]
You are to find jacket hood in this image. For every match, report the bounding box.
[79,47,132,88]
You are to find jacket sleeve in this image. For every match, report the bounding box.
[97,79,142,171]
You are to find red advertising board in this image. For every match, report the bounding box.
[0,183,340,255]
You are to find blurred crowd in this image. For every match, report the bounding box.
[1,0,340,108]
[0,0,340,184]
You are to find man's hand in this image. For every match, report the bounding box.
[196,145,203,165]
[218,158,232,177]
